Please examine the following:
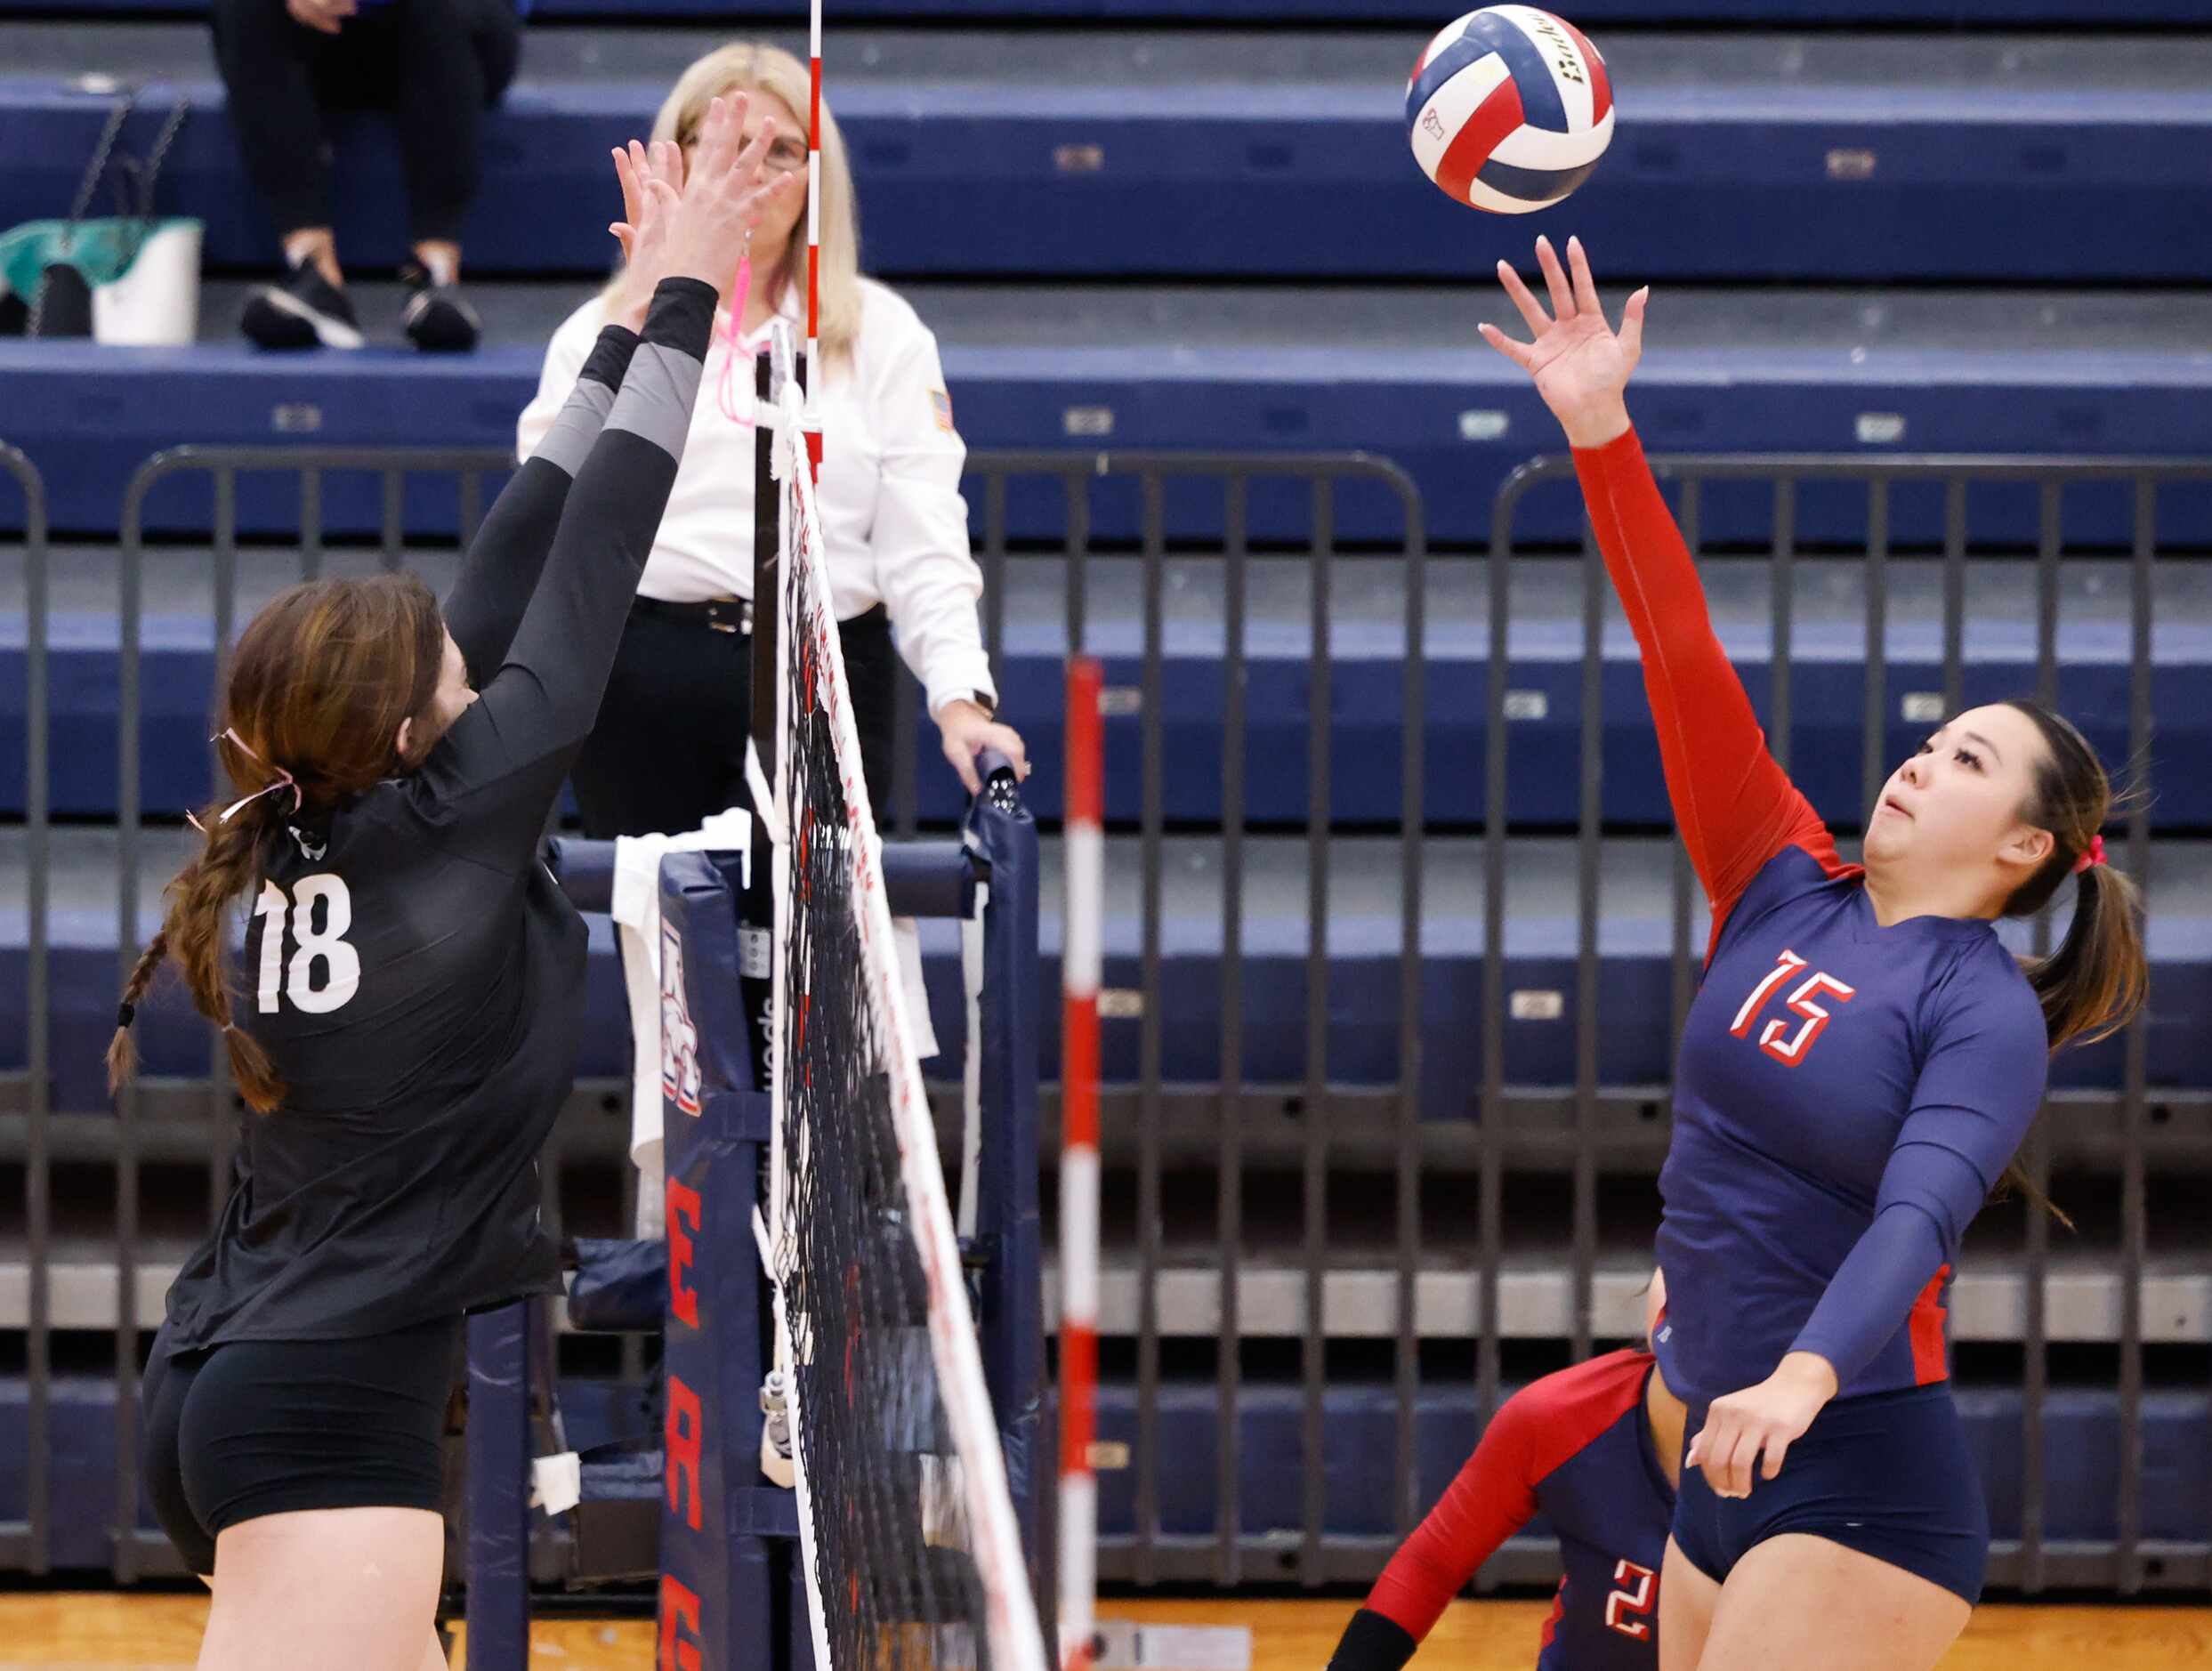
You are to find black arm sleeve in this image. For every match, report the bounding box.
[1327,1610,1419,1671]
[414,279,717,867]
[442,323,642,682]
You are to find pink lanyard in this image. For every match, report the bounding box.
[713,239,756,428]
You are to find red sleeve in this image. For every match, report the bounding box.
[1570,429,1842,946]
[1364,1351,1653,1644]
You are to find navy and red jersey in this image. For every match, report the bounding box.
[1332,1350,1675,1671]
[1573,429,2050,1408]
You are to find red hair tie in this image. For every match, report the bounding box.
[2072,834,2107,876]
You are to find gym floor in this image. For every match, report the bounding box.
[6,1594,2208,1669]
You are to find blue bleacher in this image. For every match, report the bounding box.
[4,292,2211,543]
[1,0,2206,1603]
[12,553,2210,830]
[19,832,2208,1117]
[0,30,2208,283]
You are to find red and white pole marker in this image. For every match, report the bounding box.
[803,0,823,481]
[1059,656,1103,1671]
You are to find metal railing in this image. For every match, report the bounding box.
[940,452,1431,1589]
[4,444,51,1577]
[3,445,2208,1594]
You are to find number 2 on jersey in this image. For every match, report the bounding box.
[254,876,361,1014]
[1604,1559,1657,1640]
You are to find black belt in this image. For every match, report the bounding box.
[631,597,892,641]
[634,595,752,634]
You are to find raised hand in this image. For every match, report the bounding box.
[607,139,686,332]
[1478,234,1648,450]
[658,93,803,304]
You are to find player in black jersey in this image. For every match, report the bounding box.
[116,101,795,1671]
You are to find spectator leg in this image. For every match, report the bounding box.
[207,0,344,281]
[392,0,524,262]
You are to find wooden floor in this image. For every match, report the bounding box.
[4,1594,2208,1670]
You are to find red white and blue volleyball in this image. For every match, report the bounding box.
[1406,5,1615,214]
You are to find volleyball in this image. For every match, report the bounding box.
[1406,5,1615,214]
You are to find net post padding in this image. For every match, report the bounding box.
[764,327,1048,1671]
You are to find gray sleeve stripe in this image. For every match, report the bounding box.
[605,341,705,462]
[532,377,618,477]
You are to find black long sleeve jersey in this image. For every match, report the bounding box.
[161,280,717,1352]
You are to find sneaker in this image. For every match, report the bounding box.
[241,259,364,351]
[400,262,481,353]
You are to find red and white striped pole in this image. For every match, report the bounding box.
[803,0,823,482]
[1059,657,1103,1671]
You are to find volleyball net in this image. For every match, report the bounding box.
[758,335,1049,1671]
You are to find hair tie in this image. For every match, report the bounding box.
[2072,834,2107,876]
[117,1002,136,1029]
[210,727,303,822]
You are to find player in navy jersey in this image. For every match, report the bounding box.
[109,103,798,1671]
[1478,237,2147,1671]
[1328,1275,1682,1671]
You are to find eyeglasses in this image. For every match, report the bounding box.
[679,133,811,175]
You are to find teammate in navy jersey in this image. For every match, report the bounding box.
[1328,1276,1682,1671]
[1479,237,2147,1671]
[109,103,798,1671]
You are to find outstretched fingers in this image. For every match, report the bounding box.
[1566,235,1603,319]
[1496,258,1552,337]
[1619,286,1650,365]
[1534,234,1577,321]
[613,144,643,230]
[650,137,685,194]
[1476,321,1538,371]
[690,93,749,186]
[723,116,779,199]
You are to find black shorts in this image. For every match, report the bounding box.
[1673,1381,1990,1607]
[141,1315,463,1576]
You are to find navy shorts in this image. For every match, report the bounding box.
[1672,1380,1989,1606]
[141,1316,462,1576]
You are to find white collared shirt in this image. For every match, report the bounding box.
[517,278,996,719]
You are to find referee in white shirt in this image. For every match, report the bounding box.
[517,40,1027,839]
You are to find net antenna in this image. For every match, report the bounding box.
[1059,659,1103,1671]
[761,315,1049,1671]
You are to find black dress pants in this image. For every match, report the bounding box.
[209,0,522,244]
[570,601,900,841]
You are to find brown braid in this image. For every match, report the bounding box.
[104,929,172,1097]
[109,801,287,1112]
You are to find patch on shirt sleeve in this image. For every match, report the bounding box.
[929,388,955,432]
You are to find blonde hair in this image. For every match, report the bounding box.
[603,41,863,363]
